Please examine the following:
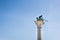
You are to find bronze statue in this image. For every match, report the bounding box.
[36,15,44,21]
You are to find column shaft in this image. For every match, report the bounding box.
[37,27,41,40]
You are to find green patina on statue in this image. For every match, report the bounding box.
[36,15,44,21]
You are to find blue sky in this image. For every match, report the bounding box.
[0,0,60,40]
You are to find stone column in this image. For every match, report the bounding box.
[37,27,42,40]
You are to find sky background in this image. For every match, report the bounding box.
[0,0,60,40]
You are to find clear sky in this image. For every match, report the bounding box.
[0,0,60,40]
